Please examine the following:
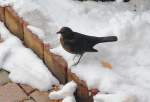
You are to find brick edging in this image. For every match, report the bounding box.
[5,6,24,40]
[0,6,97,102]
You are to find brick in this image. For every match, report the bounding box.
[23,22,44,59]
[23,99,35,102]
[0,83,28,102]
[5,6,24,40]
[20,84,36,95]
[30,91,61,102]
[0,70,10,86]
[30,91,51,102]
[44,46,68,84]
[68,70,93,102]
[0,6,5,22]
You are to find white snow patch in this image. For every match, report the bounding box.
[62,96,76,102]
[116,0,124,3]
[0,22,59,91]
[49,81,77,102]
[94,93,136,102]
[0,46,10,68]
[0,0,13,7]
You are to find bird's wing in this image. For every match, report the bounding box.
[74,32,98,42]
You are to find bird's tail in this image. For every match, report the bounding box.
[96,36,118,43]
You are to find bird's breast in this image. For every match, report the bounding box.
[60,37,75,54]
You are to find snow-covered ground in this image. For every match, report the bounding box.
[1,0,150,102]
[0,22,59,91]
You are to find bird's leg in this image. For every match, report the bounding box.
[73,54,78,61]
[77,54,83,64]
[72,54,83,66]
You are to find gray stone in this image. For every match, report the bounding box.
[0,70,10,86]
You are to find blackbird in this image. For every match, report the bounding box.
[57,27,118,66]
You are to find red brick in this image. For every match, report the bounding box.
[20,84,36,95]
[68,70,93,102]
[23,22,44,59]
[44,46,68,84]
[0,83,28,102]
[30,91,62,102]
[30,91,51,102]
[5,6,24,40]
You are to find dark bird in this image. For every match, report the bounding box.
[57,27,118,66]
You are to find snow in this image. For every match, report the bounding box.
[0,22,59,91]
[1,0,150,102]
[49,81,77,102]
[27,25,45,40]
[46,1,150,102]
[51,8,150,101]
[116,0,124,3]
[62,96,76,102]
[94,93,136,102]
[0,0,13,7]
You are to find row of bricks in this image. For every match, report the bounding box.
[0,6,97,102]
[0,82,62,102]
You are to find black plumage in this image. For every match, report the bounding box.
[57,27,118,65]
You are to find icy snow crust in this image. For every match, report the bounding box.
[0,22,59,91]
[1,0,150,102]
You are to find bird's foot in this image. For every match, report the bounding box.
[72,61,79,66]
[72,54,83,66]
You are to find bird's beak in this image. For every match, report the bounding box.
[56,31,61,34]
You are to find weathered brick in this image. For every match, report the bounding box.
[23,22,44,59]
[5,6,24,40]
[44,46,68,84]
[31,91,61,102]
[20,84,36,95]
[0,6,5,22]
[0,70,10,86]
[30,91,51,102]
[68,70,93,102]
[0,83,28,102]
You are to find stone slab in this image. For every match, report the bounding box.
[0,83,28,102]
[0,70,10,86]
[20,84,36,95]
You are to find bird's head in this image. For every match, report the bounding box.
[57,27,73,38]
